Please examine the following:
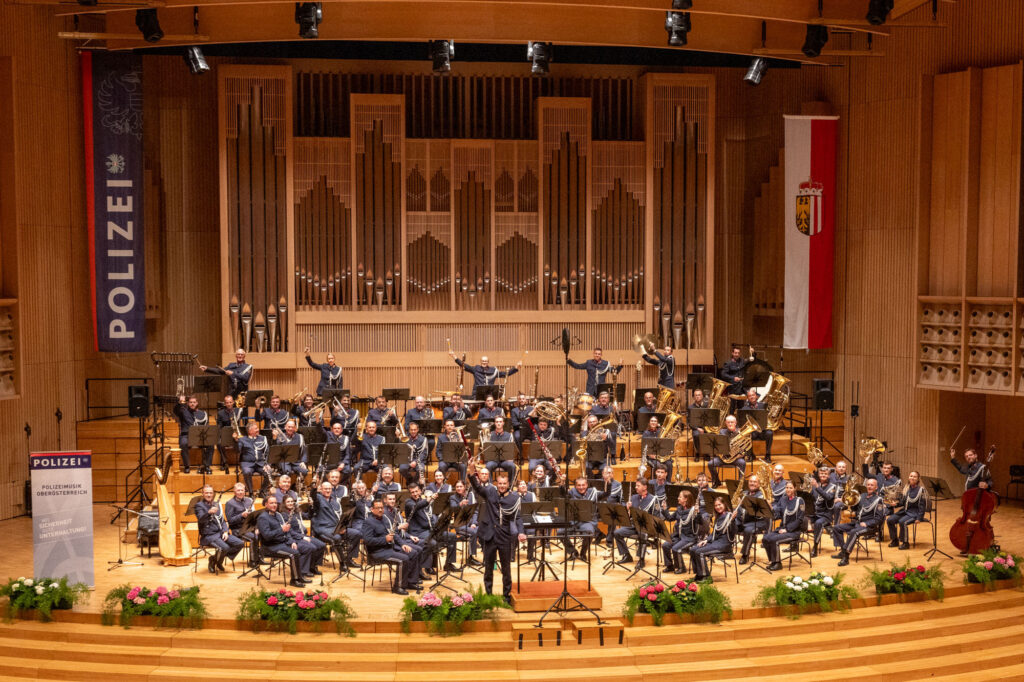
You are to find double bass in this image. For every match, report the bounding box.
[949,445,997,554]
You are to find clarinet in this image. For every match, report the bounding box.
[525,418,561,476]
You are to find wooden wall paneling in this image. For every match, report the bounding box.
[538,98,591,310]
[351,94,404,311]
[976,63,1022,298]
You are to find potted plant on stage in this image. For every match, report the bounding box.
[622,580,732,626]
[865,561,944,604]
[399,588,508,636]
[236,587,356,635]
[962,549,1022,589]
[101,584,207,628]
[752,571,860,619]
[0,576,89,622]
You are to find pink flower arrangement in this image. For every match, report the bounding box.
[156,595,169,605]
[168,590,179,599]
[417,592,444,608]
[461,592,473,603]
[132,597,145,605]
[647,593,658,602]
[266,596,278,606]
[1008,557,1016,568]
[688,583,698,592]
[155,586,168,595]
[894,572,907,582]
[671,586,680,594]
[984,561,994,570]
[654,583,665,593]
[995,556,1006,565]
[916,565,925,572]
[452,597,464,607]
[126,587,140,600]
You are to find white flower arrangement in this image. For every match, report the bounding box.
[823,576,834,586]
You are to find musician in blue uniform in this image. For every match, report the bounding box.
[447,350,522,393]
[650,465,670,514]
[831,477,885,566]
[260,395,290,434]
[371,466,401,500]
[690,496,737,582]
[566,347,623,397]
[528,465,553,495]
[526,418,558,477]
[636,391,658,417]
[399,422,430,486]
[407,482,457,572]
[195,485,244,573]
[292,394,318,427]
[426,469,452,496]
[199,348,253,398]
[330,394,360,433]
[442,394,471,421]
[282,495,325,578]
[362,497,420,595]
[763,481,805,571]
[719,345,752,396]
[589,392,619,461]
[367,397,398,429]
[663,490,701,573]
[468,461,526,603]
[449,479,479,562]
[304,347,343,395]
[641,344,676,390]
[174,394,212,474]
[581,414,615,479]
[256,496,309,587]
[312,480,360,565]
[613,477,660,564]
[267,474,299,510]
[224,483,259,567]
[324,470,348,500]
[694,472,712,522]
[477,395,505,422]
[709,415,746,488]
[349,480,374,540]
[324,422,354,483]
[768,464,789,513]
[384,492,429,579]
[567,477,600,560]
[483,416,517,481]
[274,419,308,481]
[809,468,838,557]
[689,389,711,444]
[949,447,993,490]
[828,460,851,525]
[601,466,623,504]
[436,420,467,481]
[237,421,269,495]
[885,470,929,550]
[356,420,384,476]
[875,461,901,496]
[216,394,246,473]
[741,388,773,462]
[509,394,535,448]
[735,475,770,564]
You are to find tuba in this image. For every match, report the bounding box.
[762,373,791,431]
[658,411,684,439]
[654,387,678,414]
[708,377,732,429]
[723,416,761,463]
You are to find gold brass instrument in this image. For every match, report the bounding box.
[708,377,731,430]
[534,400,569,425]
[723,416,761,463]
[858,436,885,465]
[881,482,905,508]
[755,461,773,506]
[842,472,863,508]
[658,410,684,439]
[800,472,817,493]
[800,440,826,469]
[762,373,791,431]
[654,387,678,414]
[575,416,616,467]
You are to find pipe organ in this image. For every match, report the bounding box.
[218,65,714,393]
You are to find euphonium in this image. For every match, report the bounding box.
[708,377,731,429]
[575,416,616,465]
[658,410,684,439]
[762,372,791,431]
[723,416,761,463]
[654,387,678,414]
[755,460,773,506]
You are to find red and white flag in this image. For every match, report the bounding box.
[784,115,837,349]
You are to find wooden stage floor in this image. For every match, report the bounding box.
[3,497,1023,623]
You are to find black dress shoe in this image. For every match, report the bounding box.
[673,567,685,575]
[616,554,634,564]
[888,540,899,548]
[830,552,845,559]
[738,556,749,565]
[290,579,307,588]
[392,587,409,595]
[837,556,850,567]
[767,562,782,571]
[810,548,818,558]
[183,467,191,474]
[899,542,911,550]
[310,568,322,575]
[207,557,217,574]
[443,564,457,572]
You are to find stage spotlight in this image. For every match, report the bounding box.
[134,9,163,43]
[801,25,828,57]
[866,0,894,25]
[671,0,692,8]
[295,2,323,39]
[183,46,209,75]
[429,40,454,74]
[665,10,691,46]
[77,0,98,6]
[527,41,551,75]
[743,57,767,86]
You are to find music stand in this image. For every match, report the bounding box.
[382,388,410,402]
[320,389,349,402]
[697,433,730,478]
[299,426,326,444]
[536,497,606,627]
[428,506,466,593]
[624,507,662,582]
[377,443,408,472]
[738,496,773,574]
[186,425,219,488]
[193,375,225,406]
[267,444,292,476]
[328,505,361,584]
[528,441,565,467]
[454,420,480,439]
[922,475,955,560]
[685,373,714,394]
[246,389,274,407]
[521,501,560,581]
[633,387,660,411]
[701,489,723,514]
[440,441,470,473]
[430,493,453,514]
[737,408,768,431]
[599,502,632,573]
[581,440,608,469]
[414,419,443,435]
[595,383,627,402]
[236,509,273,582]
[473,385,502,401]
[482,441,517,466]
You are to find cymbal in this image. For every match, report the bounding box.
[430,390,460,396]
[632,332,660,354]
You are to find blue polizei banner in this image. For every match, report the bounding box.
[82,52,146,352]
[31,452,95,587]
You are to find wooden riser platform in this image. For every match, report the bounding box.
[0,590,1021,680]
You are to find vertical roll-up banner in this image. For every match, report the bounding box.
[784,115,838,350]
[31,452,95,586]
[82,51,146,352]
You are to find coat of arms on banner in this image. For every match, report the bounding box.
[795,179,824,236]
